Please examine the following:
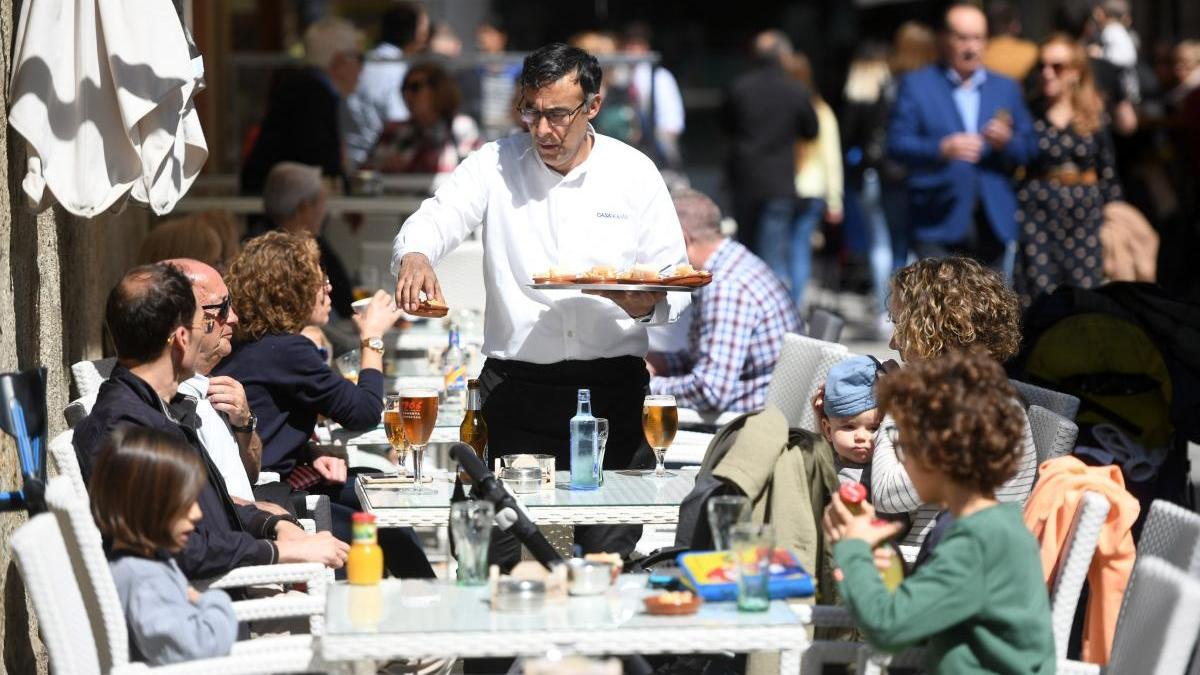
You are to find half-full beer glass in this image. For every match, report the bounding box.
[399,388,439,494]
[642,395,678,478]
[384,394,409,475]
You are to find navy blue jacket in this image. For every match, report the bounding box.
[887,65,1036,244]
[214,334,385,476]
[73,365,279,578]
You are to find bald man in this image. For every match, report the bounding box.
[888,3,1036,278]
[647,189,801,414]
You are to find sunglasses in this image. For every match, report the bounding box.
[403,79,431,93]
[201,296,231,324]
[1040,61,1070,76]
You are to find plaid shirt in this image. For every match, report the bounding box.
[651,239,802,413]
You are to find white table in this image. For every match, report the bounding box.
[356,470,696,529]
[320,577,809,671]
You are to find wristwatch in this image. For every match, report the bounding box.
[231,411,257,434]
[633,307,656,323]
[361,336,385,355]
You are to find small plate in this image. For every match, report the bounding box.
[643,591,703,616]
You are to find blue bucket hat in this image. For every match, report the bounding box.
[824,355,880,418]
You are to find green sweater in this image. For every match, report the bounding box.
[833,503,1055,674]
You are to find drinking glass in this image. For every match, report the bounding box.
[399,387,439,494]
[731,523,774,612]
[384,394,409,475]
[641,395,678,478]
[450,500,494,586]
[595,418,609,486]
[706,495,751,550]
[335,349,361,385]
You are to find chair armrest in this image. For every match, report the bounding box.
[112,635,322,674]
[1057,660,1102,675]
[231,595,325,623]
[810,604,856,628]
[204,563,331,591]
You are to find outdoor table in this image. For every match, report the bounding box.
[355,469,696,529]
[320,577,809,672]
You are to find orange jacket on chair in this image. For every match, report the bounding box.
[1023,456,1140,665]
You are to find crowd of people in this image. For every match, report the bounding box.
[74,0,1198,670]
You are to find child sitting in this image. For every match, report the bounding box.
[823,349,1054,674]
[90,427,238,665]
[819,355,882,486]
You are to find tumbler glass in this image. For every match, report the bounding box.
[706,495,751,550]
[731,523,774,612]
[595,418,609,486]
[450,500,494,586]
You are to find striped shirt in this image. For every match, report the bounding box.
[871,401,1038,562]
[651,238,802,413]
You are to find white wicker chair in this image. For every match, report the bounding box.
[765,333,849,431]
[12,509,325,675]
[1028,405,1080,465]
[1012,379,1081,421]
[1135,499,1200,576]
[1059,555,1200,674]
[44,451,333,630]
[1048,491,1112,660]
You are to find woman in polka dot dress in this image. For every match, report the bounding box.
[1015,34,1124,308]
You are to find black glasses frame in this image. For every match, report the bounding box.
[201,296,231,324]
[516,96,590,128]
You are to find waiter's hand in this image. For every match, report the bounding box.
[582,290,664,319]
[395,252,444,313]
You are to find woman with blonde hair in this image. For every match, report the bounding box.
[1015,34,1124,308]
[216,231,434,578]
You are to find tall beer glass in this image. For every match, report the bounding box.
[642,395,678,478]
[383,394,409,475]
[400,388,439,494]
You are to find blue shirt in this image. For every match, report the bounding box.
[946,67,988,133]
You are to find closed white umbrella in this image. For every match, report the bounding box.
[8,0,207,217]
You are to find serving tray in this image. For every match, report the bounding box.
[527,282,699,293]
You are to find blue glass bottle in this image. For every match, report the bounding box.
[569,388,600,490]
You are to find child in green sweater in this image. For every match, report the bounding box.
[822,349,1055,674]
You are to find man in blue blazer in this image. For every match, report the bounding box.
[888,3,1036,277]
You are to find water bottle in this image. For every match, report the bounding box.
[569,389,600,490]
[441,325,467,408]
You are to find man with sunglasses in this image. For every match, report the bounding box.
[393,42,690,558]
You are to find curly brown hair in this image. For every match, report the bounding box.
[226,230,323,341]
[889,257,1021,362]
[877,348,1024,494]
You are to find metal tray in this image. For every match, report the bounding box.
[526,282,697,293]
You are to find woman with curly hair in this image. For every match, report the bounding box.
[823,349,1054,674]
[215,230,434,577]
[871,257,1036,562]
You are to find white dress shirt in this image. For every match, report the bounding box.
[393,129,690,365]
[179,374,256,502]
[345,42,409,168]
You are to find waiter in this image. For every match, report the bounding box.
[393,42,689,489]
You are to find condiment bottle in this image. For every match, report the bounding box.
[347,512,384,585]
[837,483,904,592]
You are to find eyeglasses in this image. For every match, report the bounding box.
[1040,61,1070,76]
[887,426,905,463]
[403,79,430,94]
[201,296,231,324]
[517,96,590,128]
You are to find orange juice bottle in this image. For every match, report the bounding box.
[347,512,384,585]
[837,483,904,592]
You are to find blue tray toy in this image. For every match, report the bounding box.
[676,548,814,602]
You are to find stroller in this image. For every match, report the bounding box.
[1009,282,1200,517]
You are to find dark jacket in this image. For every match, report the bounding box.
[721,62,819,201]
[214,334,385,476]
[240,65,347,194]
[887,65,1036,244]
[73,365,280,578]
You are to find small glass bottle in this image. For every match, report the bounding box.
[837,483,904,592]
[459,379,488,484]
[569,389,600,490]
[347,512,384,585]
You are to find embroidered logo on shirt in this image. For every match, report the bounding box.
[595,211,630,220]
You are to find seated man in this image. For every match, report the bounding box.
[647,188,802,414]
[72,262,348,579]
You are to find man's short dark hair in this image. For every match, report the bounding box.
[518,43,602,98]
[106,263,196,363]
[380,2,423,49]
[987,0,1020,37]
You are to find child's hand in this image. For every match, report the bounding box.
[187,586,202,604]
[823,492,905,548]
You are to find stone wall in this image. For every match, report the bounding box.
[0,2,150,671]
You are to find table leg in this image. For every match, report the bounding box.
[781,649,801,674]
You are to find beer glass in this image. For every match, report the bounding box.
[641,395,678,478]
[399,387,439,494]
[383,394,409,475]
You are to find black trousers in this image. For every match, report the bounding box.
[477,356,655,563]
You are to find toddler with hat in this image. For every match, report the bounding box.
[820,355,883,486]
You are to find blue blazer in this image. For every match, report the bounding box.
[888,65,1036,244]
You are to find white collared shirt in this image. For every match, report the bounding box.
[393,129,690,365]
[179,374,256,502]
